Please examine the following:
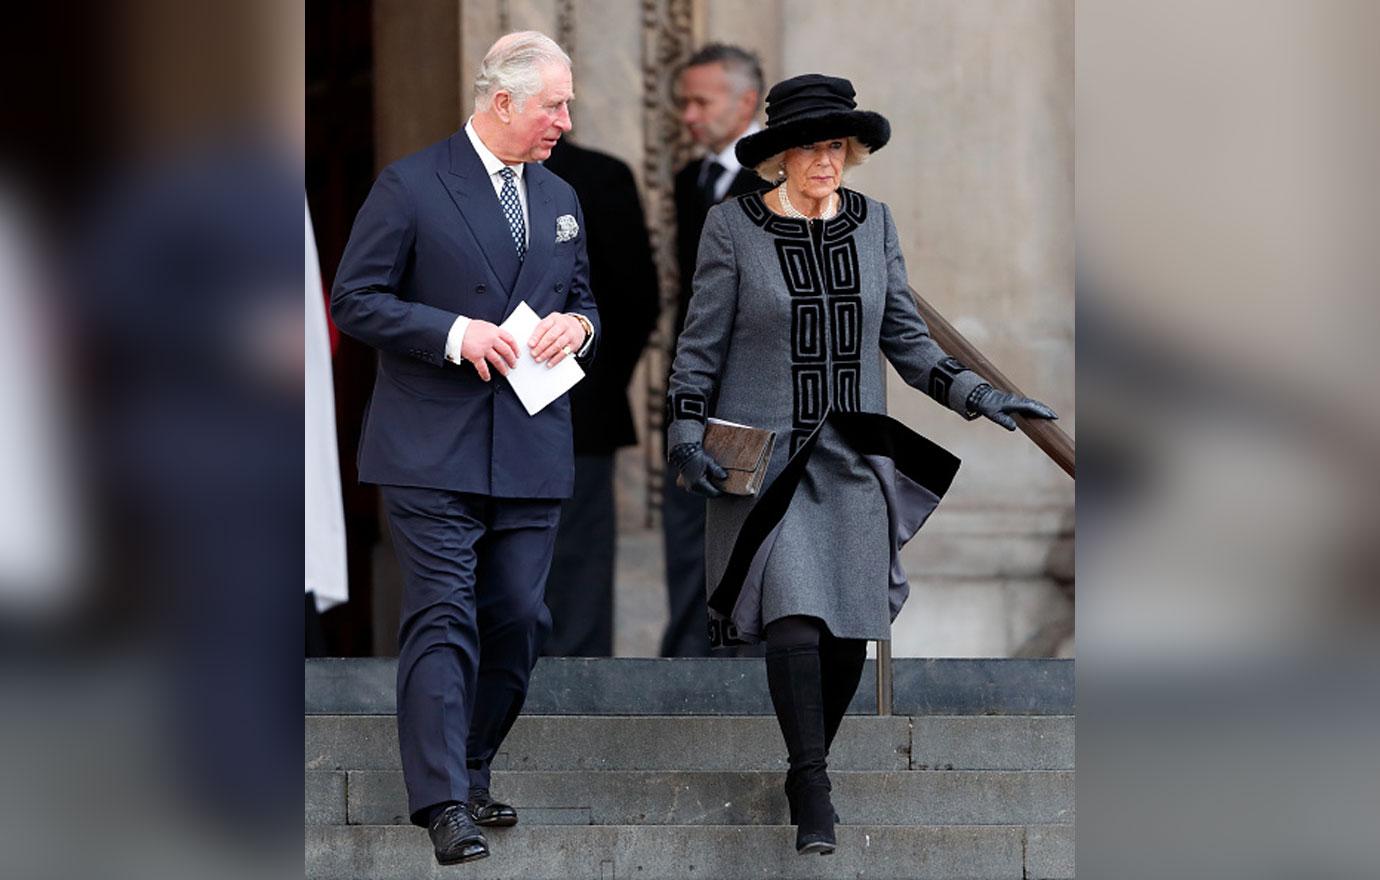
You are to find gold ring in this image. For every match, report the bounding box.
[561,345,573,356]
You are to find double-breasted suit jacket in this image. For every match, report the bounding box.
[332,130,600,499]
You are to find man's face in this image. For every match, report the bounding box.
[677,63,755,153]
[500,63,574,163]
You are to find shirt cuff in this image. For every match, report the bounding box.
[444,315,471,364]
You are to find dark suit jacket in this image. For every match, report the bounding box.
[543,139,659,453]
[673,160,770,339]
[331,130,600,498]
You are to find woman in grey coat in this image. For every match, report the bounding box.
[666,74,1057,856]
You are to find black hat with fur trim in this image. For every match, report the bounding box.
[734,74,891,170]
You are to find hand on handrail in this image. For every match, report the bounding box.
[968,385,1059,431]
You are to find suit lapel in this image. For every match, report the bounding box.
[507,165,555,311]
[438,132,522,293]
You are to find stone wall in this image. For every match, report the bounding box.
[371,0,1074,657]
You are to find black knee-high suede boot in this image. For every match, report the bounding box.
[821,638,868,752]
[766,644,836,855]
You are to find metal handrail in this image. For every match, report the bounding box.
[876,287,1074,714]
[909,285,1075,478]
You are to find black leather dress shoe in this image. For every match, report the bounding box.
[468,788,519,827]
[428,804,489,865]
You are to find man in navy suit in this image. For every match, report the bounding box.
[331,31,599,866]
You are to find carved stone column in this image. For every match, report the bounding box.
[638,0,697,523]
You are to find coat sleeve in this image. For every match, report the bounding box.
[562,197,601,363]
[877,201,988,419]
[666,205,738,449]
[329,166,458,365]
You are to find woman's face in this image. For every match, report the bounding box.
[784,139,847,201]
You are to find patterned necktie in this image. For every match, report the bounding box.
[498,166,526,262]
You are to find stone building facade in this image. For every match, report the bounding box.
[363,0,1074,658]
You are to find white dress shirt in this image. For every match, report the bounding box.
[701,122,761,203]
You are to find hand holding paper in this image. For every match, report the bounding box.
[499,301,585,416]
[527,311,586,366]
[459,320,519,382]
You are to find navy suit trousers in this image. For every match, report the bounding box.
[381,486,559,825]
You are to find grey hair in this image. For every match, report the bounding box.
[753,137,873,182]
[682,43,765,113]
[474,31,572,112]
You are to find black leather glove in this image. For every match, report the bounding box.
[669,442,728,498]
[967,384,1058,430]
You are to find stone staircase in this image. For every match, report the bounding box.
[306,658,1074,879]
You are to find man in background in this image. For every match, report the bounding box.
[542,138,660,656]
[662,43,771,657]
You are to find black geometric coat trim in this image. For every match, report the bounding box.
[737,189,870,456]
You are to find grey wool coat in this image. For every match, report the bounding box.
[667,188,989,647]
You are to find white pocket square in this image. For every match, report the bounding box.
[555,214,579,243]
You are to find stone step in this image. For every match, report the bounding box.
[308,769,1074,827]
[307,657,1074,716]
[307,714,1074,773]
[306,822,1074,880]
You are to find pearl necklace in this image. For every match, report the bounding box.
[778,182,837,221]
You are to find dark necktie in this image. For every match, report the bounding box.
[498,166,526,262]
[699,159,726,206]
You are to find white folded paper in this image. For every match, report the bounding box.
[499,301,586,416]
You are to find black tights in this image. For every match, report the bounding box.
[766,615,868,658]
[765,614,826,650]
[765,615,868,749]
